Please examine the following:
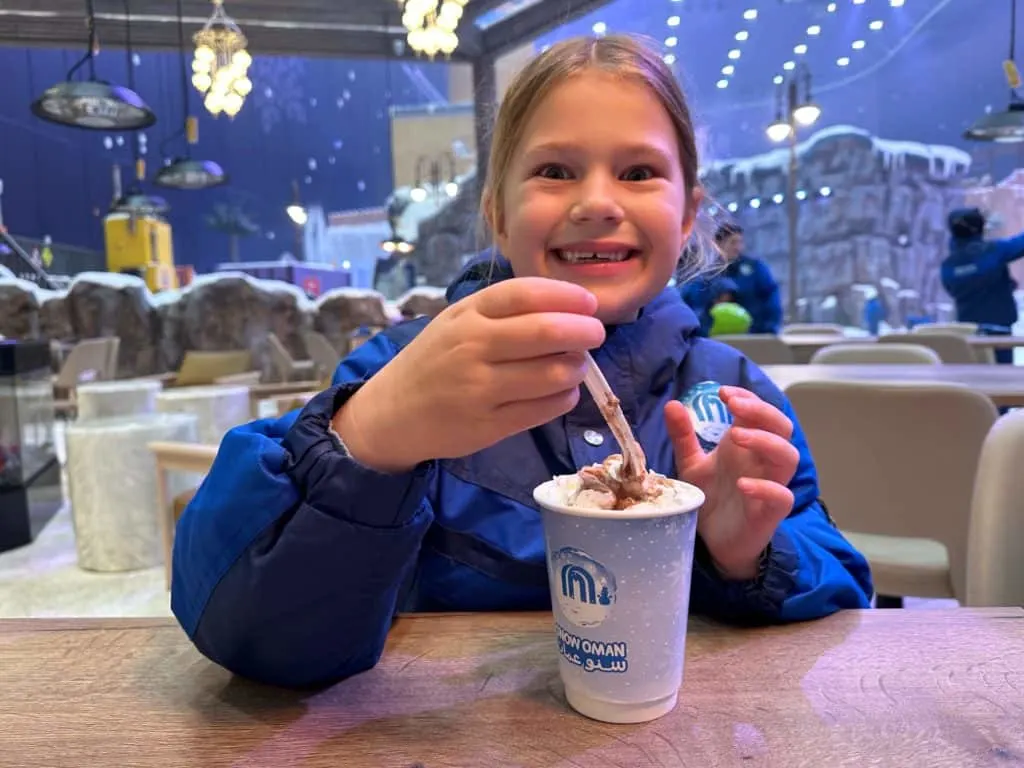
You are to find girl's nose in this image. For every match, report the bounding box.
[569,176,624,225]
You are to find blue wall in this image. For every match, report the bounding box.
[2,0,1022,274]
[0,47,447,272]
[543,0,1024,177]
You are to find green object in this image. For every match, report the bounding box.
[709,302,752,336]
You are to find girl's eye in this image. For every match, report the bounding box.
[622,166,657,182]
[535,164,572,180]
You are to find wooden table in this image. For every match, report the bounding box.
[764,364,1024,407]
[1,610,1021,767]
[968,335,1024,349]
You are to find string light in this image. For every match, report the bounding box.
[716,5,759,92]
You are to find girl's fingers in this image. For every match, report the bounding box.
[728,427,800,483]
[721,387,794,440]
[737,477,794,530]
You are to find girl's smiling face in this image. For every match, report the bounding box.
[491,69,699,325]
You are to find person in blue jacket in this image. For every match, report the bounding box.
[680,274,740,336]
[941,207,1024,364]
[680,223,782,335]
[171,35,872,689]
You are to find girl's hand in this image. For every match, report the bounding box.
[666,386,800,580]
[334,277,606,472]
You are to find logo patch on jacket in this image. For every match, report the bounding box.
[682,381,733,451]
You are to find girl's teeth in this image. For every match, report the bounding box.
[559,250,629,262]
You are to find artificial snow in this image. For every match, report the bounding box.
[0,272,65,305]
[701,124,971,185]
[314,286,387,310]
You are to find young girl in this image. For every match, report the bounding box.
[172,35,872,688]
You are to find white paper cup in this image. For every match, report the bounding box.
[533,474,704,724]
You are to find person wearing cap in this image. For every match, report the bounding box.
[941,207,1024,364]
[682,224,782,336]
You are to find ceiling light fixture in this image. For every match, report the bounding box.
[156,0,226,189]
[965,0,1024,142]
[31,0,155,130]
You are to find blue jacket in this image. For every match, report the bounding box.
[941,232,1024,329]
[171,260,872,688]
[680,275,739,336]
[683,255,782,335]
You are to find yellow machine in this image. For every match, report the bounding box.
[103,195,179,292]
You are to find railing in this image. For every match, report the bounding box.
[0,230,59,290]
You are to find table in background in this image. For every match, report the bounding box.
[779,334,1024,364]
[0,609,1021,767]
[764,364,1024,408]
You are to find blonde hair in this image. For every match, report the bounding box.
[481,34,717,281]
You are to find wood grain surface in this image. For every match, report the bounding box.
[0,609,1021,768]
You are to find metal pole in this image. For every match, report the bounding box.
[292,178,303,261]
[786,80,800,323]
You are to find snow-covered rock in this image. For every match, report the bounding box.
[0,271,433,378]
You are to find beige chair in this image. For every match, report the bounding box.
[303,331,342,380]
[912,322,993,364]
[810,343,941,365]
[54,338,118,389]
[782,323,846,336]
[266,333,317,383]
[786,380,998,605]
[965,408,1024,607]
[149,440,219,588]
[878,332,976,364]
[104,337,121,380]
[912,322,978,336]
[913,322,990,362]
[714,334,795,364]
[53,337,120,415]
[171,350,255,387]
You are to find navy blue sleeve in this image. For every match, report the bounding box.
[689,357,873,624]
[681,278,710,313]
[681,279,713,336]
[754,260,782,334]
[171,328,436,688]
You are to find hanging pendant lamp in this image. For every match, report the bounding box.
[155,0,226,190]
[965,0,1024,143]
[31,0,155,130]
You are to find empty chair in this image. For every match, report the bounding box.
[173,350,254,387]
[782,323,845,336]
[104,337,121,380]
[965,408,1024,607]
[810,343,941,365]
[52,337,120,417]
[54,338,117,390]
[786,380,997,605]
[714,334,794,364]
[912,322,978,336]
[911,322,995,363]
[878,332,976,364]
[266,333,317,383]
[303,331,343,380]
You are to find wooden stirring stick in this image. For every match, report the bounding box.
[581,351,648,479]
